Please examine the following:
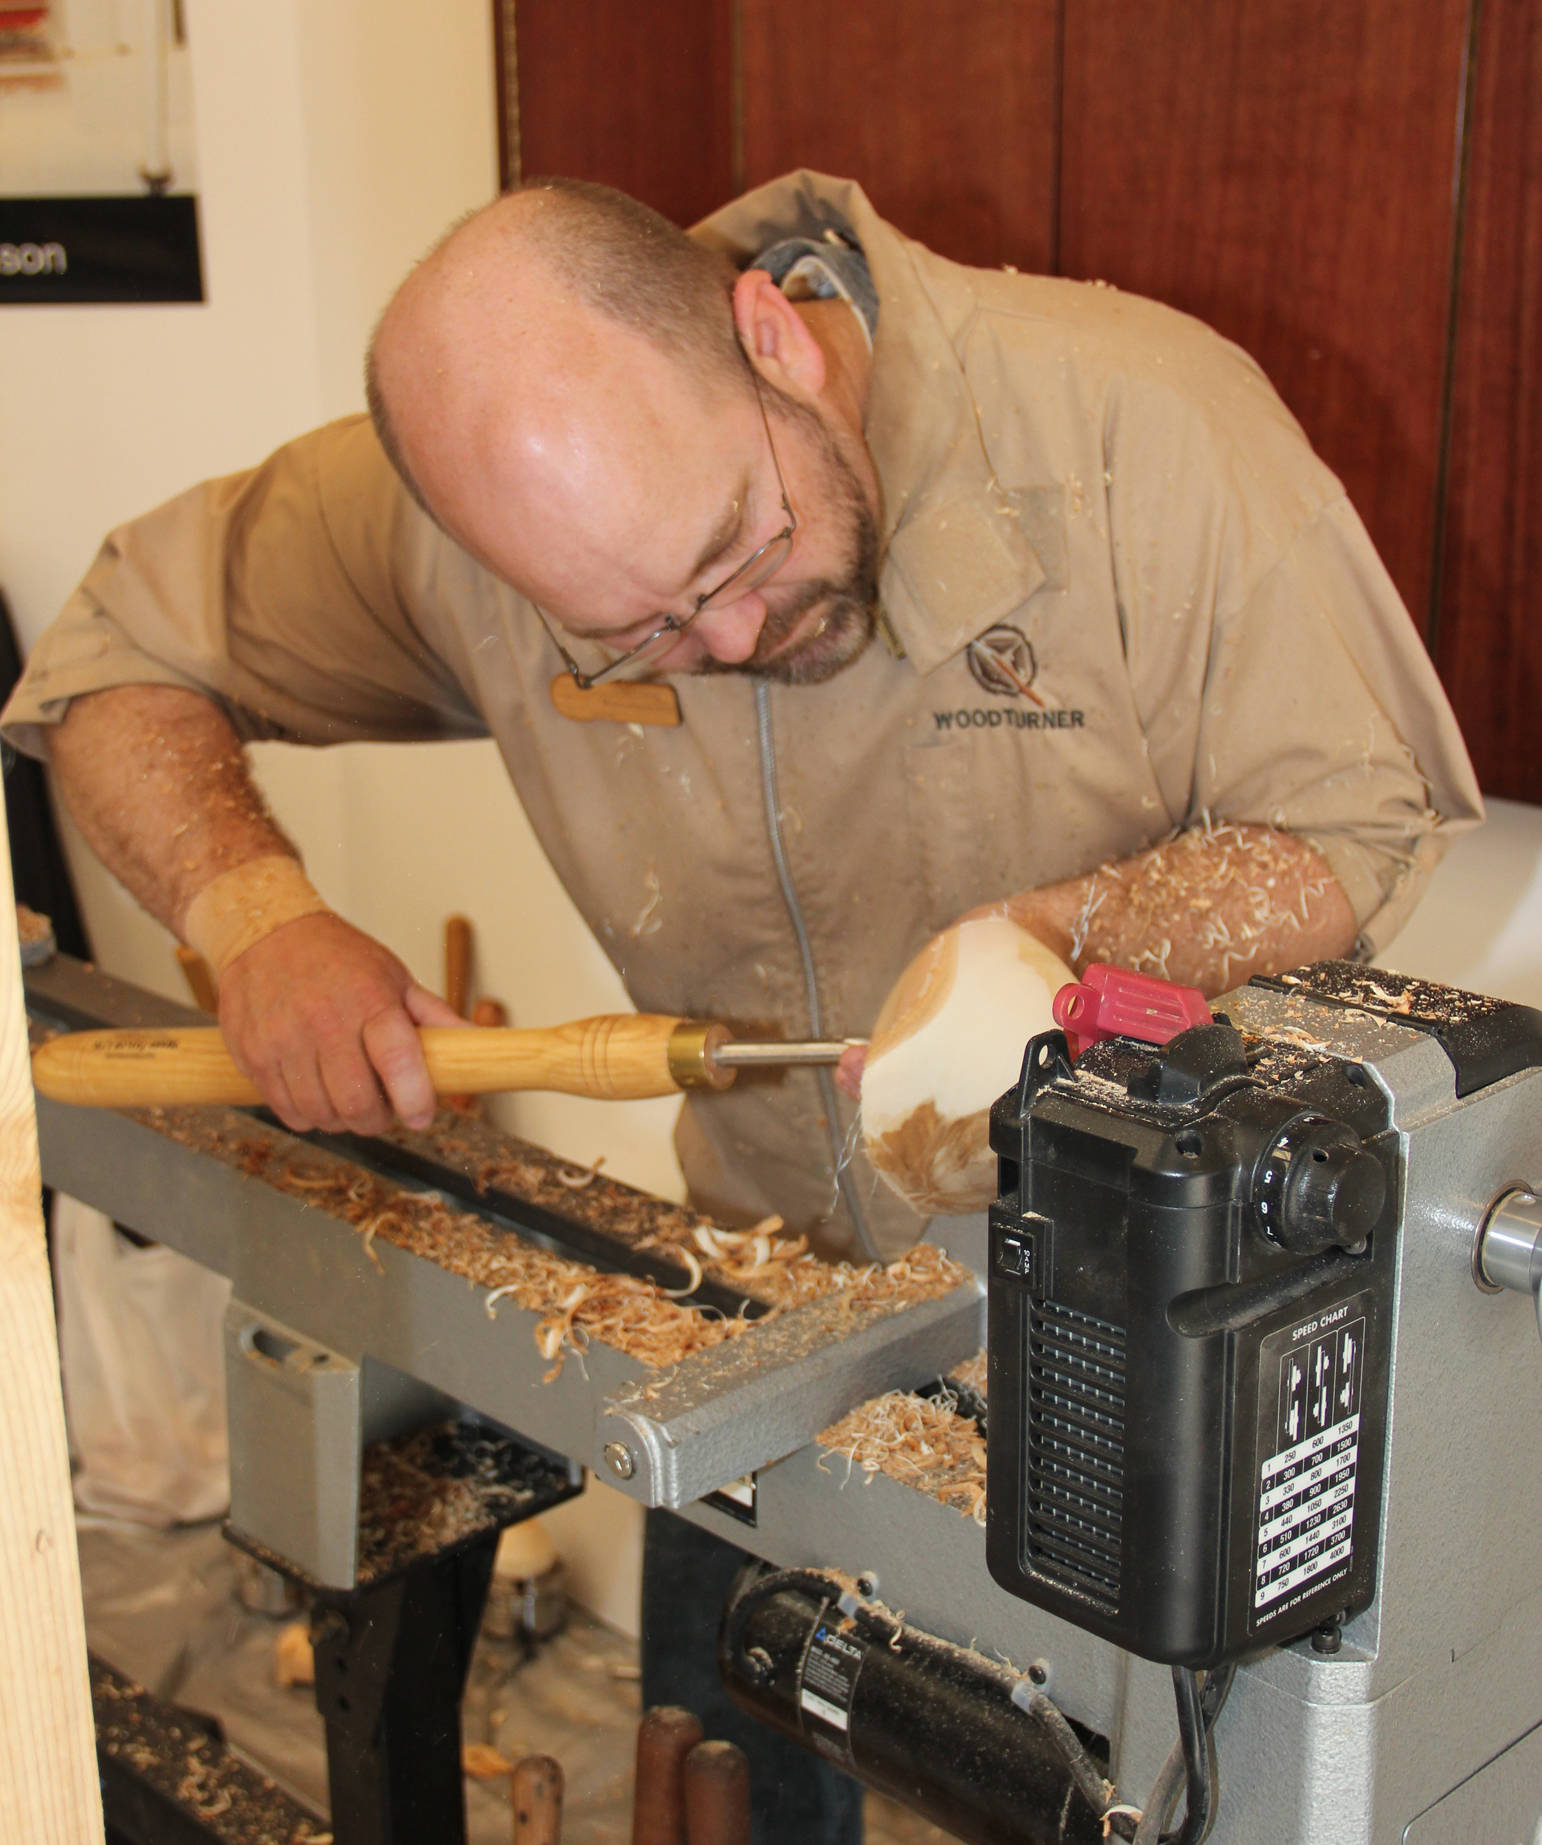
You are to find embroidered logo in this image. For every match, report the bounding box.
[967,625,1041,704]
[936,623,1086,734]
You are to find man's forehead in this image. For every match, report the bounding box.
[375,231,758,605]
[483,403,757,615]
[389,260,726,438]
[425,377,755,606]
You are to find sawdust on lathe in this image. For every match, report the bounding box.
[413,1115,903,1314]
[489,1236,965,1380]
[132,1105,966,1378]
[951,1347,988,1400]
[820,1386,987,1525]
[393,1111,927,1314]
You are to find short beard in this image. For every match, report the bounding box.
[748,588,877,686]
[701,389,881,688]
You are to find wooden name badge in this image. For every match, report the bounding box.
[548,675,681,727]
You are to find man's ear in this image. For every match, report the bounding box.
[731,268,828,399]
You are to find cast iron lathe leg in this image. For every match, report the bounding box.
[309,1531,498,1845]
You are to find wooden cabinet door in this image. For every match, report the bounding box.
[739,0,1059,274]
[1435,0,1542,801]
[1057,0,1472,640]
[499,0,735,228]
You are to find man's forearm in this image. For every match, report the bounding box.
[993,824,1358,997]
[47,684,297,938]
[46,683,458,1134]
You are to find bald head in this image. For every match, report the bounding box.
[366,179,748,542]
[368,178,881,685]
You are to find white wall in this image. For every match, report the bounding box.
[0,0,656,1636]
[1376,797,1542,1009]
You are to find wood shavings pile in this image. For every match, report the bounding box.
[133,1106,966,1378]
[504,1265,747,1379]
[820,1386,987,1525]
[633,1217,806,1301]
[352,1423,564,1580]
[501,1238,965,1380]
[14,902,52,948]
[632,1217,968,1316]
[413,1117,908,1312]
[92,1657,333,1844]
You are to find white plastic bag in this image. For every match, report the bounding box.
[51,1193,230,1525]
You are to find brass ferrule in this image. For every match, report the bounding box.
[667,1021,736,1091]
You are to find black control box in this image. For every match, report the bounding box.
[985,994,1398,1667]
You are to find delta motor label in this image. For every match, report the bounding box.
[797,1620,866,1763]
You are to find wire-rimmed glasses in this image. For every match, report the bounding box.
[534,376,796,688]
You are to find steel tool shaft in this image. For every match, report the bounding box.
[709,1038,857,1068]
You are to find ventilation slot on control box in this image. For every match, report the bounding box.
[1025,1300,1126,1606]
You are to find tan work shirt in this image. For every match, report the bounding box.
[4,172,1482,1258]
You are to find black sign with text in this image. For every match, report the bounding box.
[0,195,202,304]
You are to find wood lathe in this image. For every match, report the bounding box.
[27,951,1542,1844]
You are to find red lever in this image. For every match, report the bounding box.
[1052,964,1212,1058]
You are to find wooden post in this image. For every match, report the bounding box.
[682,1741,751,1845]
[511,1754,564,1845]
[0,810,103,1842]
[632,1706,704,1845]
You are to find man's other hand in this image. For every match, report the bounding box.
[215,912,464,1135]
[835,1042,867,1101]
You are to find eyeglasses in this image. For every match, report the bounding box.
[534,374,797,688]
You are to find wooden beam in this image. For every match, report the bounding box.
[0,809,103,1842]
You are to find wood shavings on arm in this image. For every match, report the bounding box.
[996,820,1358,997]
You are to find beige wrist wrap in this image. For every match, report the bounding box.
[182,855,331,977]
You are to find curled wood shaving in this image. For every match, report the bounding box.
[951,1347,989,1399]
[659,1249,703,1297]
[632,867,663,937]
[463,1743,516,1780]
[357,1209,409,1274]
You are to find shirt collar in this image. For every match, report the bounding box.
[753,231,877,351]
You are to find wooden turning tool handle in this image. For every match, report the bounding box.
[632,1706,704,1845]
[444,914,473,1018]
[512,1754,564,1845]
[30,1014,737,1109]
[682,1741,751,1845]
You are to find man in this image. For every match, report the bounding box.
[4,172,1481,1838]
